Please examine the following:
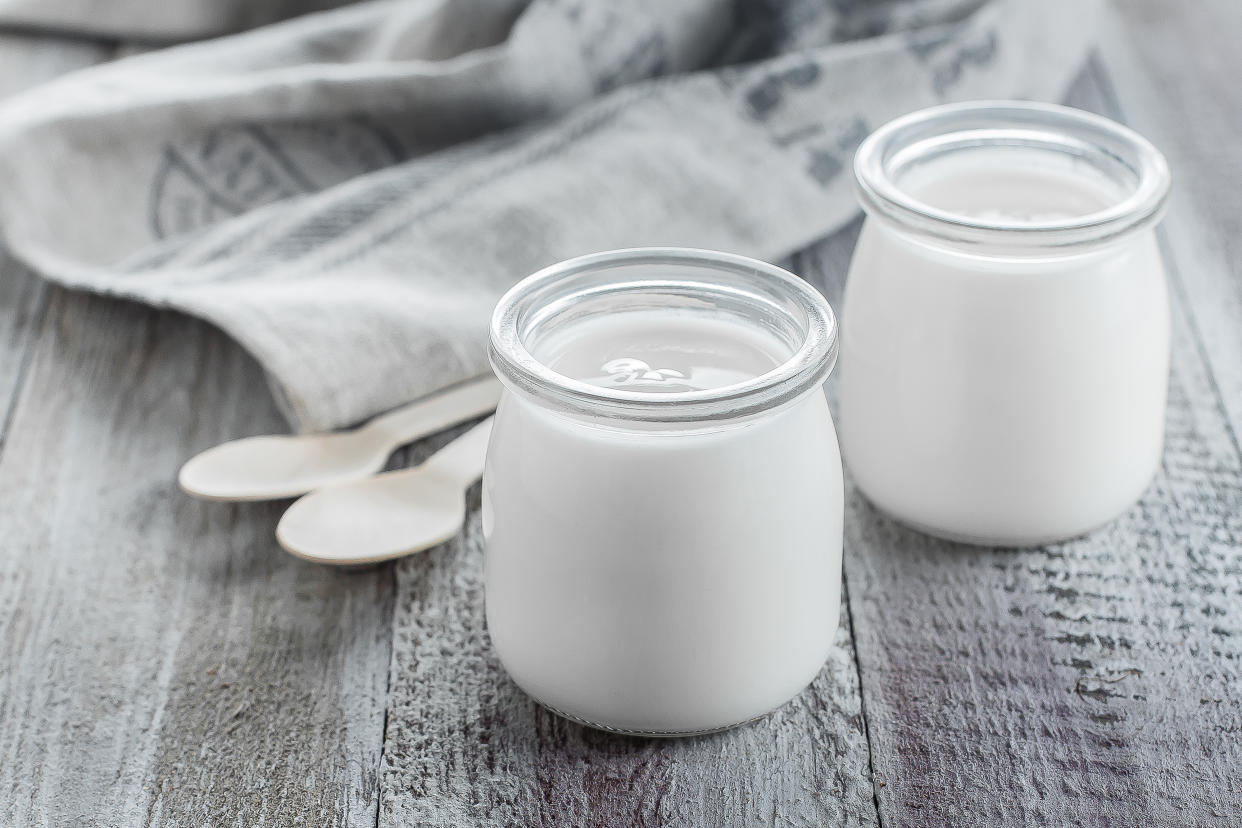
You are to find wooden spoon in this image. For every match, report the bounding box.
[178,376,500,501]
[275,417,492,566]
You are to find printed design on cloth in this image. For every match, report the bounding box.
[549,0,670,92]
[722,55,870,189]
[149,117,405,239]
[907,21,1000,97]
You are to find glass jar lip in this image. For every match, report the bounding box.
[853,100,1171,252]
[488,247,838,424]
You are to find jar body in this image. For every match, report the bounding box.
[840,219,1170,546]
[483,388,843,735]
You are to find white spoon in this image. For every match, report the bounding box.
[276,417,492,565]
[179,376,500,501]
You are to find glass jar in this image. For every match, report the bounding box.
[840,101,1172,546]
[484,248,842,736]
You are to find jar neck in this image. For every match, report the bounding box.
[499,382,825,435]
[488,248,838,426]
[867,209,1153,266]
[854,101,1170,257]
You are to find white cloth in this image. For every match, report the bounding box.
[0,0,1100,431]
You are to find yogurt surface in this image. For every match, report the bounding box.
[535,310,787,393]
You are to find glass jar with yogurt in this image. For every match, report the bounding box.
[840,101,1172,546]
[485,248,842,736]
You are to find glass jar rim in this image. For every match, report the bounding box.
[853,100,1171,252]
[488,248,838,424]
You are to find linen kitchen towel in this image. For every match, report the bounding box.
[0,0,356,40]
[0,0,1100,432]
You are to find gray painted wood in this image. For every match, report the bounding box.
[807,57,1242,827]
[0,254,45,445]
[1099,0,1242,442]
[0,287,394,826]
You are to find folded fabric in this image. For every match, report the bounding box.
[0,0,1100,432]
[0,0,357,40]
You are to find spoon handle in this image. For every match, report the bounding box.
[366,376,501,447]
[423,417,494,484]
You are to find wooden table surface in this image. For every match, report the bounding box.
[1,2,1239,825]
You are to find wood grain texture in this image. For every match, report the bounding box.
[0,289,393,826]
[0,254,45,445]
[1098,0,1242,442]
[808,59,1242,827]
[377,425,878,828]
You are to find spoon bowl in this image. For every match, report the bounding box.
[179,430,385,501]
[277,467,468,564]
[179,376,500,501]
[276,418,493,565]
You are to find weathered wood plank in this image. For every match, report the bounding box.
[0,289,393,826]
[0,255,44,444]
[819,59,1242,827]
[378,424,878,827]
[1098,0,1242,435]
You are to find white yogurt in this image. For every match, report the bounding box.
[485,249,843,735]
[537,312,786,393]
[841,102,1172,546]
